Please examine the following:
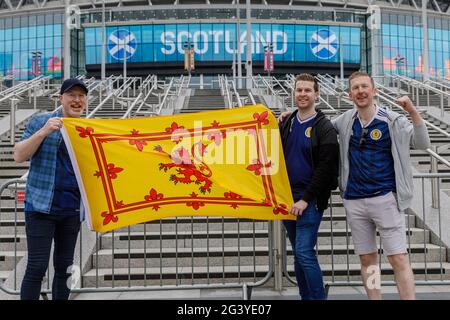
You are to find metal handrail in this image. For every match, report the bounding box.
[86,76,136,118]
[121,92,143,119]
[219,75,233,109]
[0,76,51,104]
[315,75,450,169]
[392,74,450,100]
[425,78,450,93]
[319,76,450,140]
[123,75,158,118]
[255,75,290,110]
[0,175,275,299]
[430,75,450,89]
[317,96,339,114]
[284,76,338,114]
[316,75,341,96]
[344,80,450,169]
[376,87,450,139]
[230,78,243,107]
[426,147,450,168]
[271,77,290,97]
[248,90,256,105]
[155,77,175,115]
[317,74,343,96]
[0,77,42,96]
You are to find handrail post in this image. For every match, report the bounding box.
[291,85,294,110]
[34,86,37,110]
[416,86,420,108]
[10,98,18,145]
[271,220,283,292]
[86,93,89,116]
[431,145,439,209]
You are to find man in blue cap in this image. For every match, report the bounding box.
[14,78,88,300]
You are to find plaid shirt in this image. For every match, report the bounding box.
[22,108,65,214]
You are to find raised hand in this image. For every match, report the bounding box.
[40,117,63,137]
[396,96,416,115]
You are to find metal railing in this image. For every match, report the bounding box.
[123,75,159,118]
[281,172,450,292]
[218,75,232,108]
[2,75,450,299]
[251,75,290,110]
[283,75,340,116]
[219,75,256,108]
[86,76,139,118]
[313,75,450,217]
[0,178,276,299]
[388,74,450,117]
[0,76,52,106]
[429,75,450,90]
[315,74,450,174]
[1,172,450,299]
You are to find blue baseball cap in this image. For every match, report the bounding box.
[60,78,88,95]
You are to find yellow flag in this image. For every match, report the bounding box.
[62,104,294,232]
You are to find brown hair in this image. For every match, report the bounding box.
[295,73,319,92]
[348,71,375,88]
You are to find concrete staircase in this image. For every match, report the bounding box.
[0,84,142,287]
[77,87,450,289]
[179,89,225,114]
[1,83,450,295]
[76,192,450,288]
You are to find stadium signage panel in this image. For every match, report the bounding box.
[161,30,288,55]
[85,23,361,64]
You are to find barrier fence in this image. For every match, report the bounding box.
[1,173,450,299]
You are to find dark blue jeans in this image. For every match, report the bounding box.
[283,202,326,300]
[21,212,80,300]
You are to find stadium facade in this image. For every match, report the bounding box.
[0,0,449,83]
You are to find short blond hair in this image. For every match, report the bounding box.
[348,71,375,88]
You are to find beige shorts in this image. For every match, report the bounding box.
[343,192,407,256]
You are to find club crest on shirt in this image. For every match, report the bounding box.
[370,129,382,140]
[305,127,312,138]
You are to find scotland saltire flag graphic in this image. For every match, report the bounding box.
[310,29,338,60]
[108,29,137,60]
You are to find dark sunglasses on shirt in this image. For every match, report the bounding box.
[359,128,369,148]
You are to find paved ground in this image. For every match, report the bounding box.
[69,285,450,300]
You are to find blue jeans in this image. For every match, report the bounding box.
[283,202,326,300]
[21,212,80,300]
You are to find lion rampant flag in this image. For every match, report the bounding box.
[61,104,294,232]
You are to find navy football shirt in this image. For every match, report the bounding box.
[345,106,396,199]
[285,113,316,202]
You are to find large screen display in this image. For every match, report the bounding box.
[84,23,361,65]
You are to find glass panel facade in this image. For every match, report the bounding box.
[0,13,63,80]
[87,8,357,24]
[382,13,450,79]
[85,23,361,65]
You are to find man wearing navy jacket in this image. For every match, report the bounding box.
[279,73,339,300]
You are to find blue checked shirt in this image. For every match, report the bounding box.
[21,108,84,218]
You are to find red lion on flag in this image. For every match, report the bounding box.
[154,142,213,194]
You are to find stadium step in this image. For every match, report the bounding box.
[81,262,450,288]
